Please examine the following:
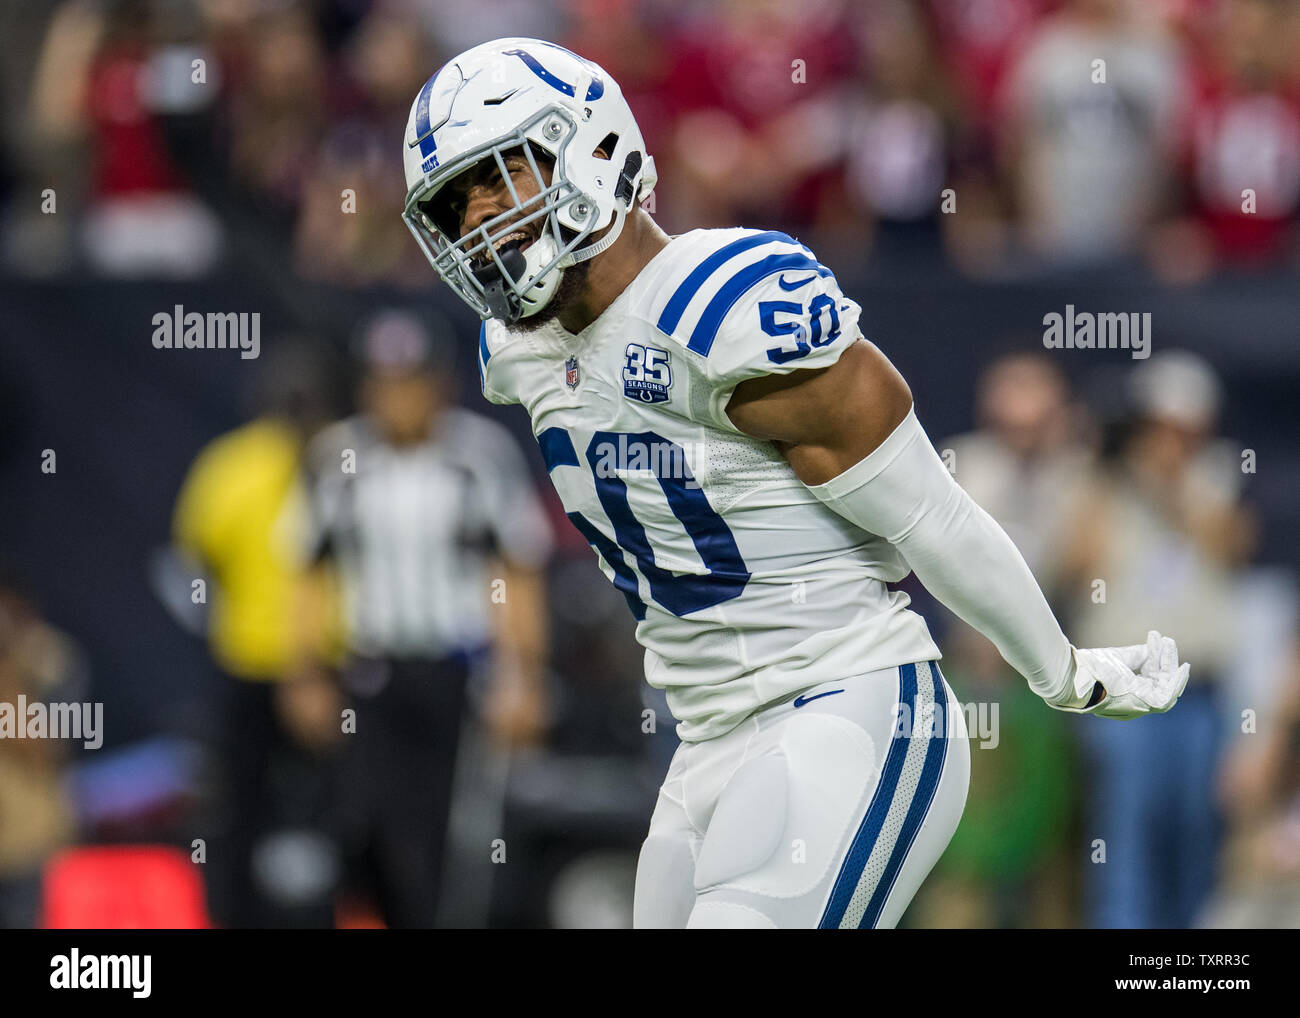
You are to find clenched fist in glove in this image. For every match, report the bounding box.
[1051,631,1191,719]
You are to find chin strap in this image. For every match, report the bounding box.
[557,152,645,267]
[558,202,627,267]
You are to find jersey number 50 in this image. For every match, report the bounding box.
[760,295,842,364]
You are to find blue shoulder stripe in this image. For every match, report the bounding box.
[476,322,489,393]
[537,427,579,472]
[686,253,833,356]
[656,231,801,337]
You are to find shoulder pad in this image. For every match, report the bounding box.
[643,229,862,424]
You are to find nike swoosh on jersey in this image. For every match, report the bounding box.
[793,689,845,708]
[777,273,818,291]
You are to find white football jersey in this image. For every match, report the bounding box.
[480,227,940,741]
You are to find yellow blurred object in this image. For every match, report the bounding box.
[173,419,310,680]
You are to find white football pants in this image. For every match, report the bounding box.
[633,660,970,928]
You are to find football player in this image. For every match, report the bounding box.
[400,38,1190,929]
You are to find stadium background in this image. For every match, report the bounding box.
[0,0,1298,928]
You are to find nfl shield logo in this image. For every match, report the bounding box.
[565,355,580,389]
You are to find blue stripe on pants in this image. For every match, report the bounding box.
[818,662,918,928]
[817,661,949,929]
[860,663,948,928]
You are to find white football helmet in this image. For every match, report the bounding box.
[402,38,657,324]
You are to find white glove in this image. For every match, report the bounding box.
[1051,630,1191,719]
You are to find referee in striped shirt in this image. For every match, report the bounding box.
[302,309,553,927]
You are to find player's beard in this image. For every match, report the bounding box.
[506,256,591,334]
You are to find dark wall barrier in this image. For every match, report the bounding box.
[1,265,1296,747]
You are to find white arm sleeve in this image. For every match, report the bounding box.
[805,407,1082,707]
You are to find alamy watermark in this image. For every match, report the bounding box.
[50,950,150,998]
[0,696,103,749]
[1042,304,1151,360]
[152,305,260,359]
[893,698,1000,749]
[591,434,707,489]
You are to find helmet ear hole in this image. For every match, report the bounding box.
[592,132,619,159]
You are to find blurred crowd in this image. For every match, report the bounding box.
[0,0,1298,930]
[914,347,1299,929]
[2,0,1299,282]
